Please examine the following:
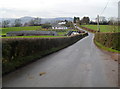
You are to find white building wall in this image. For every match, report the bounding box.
[52,26,68,29]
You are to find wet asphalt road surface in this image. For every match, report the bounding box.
[3,27,118,87]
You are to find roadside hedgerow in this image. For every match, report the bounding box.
[2,33,88,75]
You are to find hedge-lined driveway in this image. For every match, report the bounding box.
[3,27,118,87]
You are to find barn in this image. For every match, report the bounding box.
[6,31,58,36]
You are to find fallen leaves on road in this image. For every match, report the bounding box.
[39,72,46,76]
[112,70,115,72]
[28,76,34,79]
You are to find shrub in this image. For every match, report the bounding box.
[2,33,88,75]
[41,24,52,29]
[94,32,120,51]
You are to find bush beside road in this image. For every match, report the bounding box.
[78,24,120,53]
[94,32,120,53]
[2,33,88,75]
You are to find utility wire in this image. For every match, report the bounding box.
[100,0,111,15]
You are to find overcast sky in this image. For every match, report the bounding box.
[0,0,119,19]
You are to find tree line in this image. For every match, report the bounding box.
[1,16,119,28]
[1,17,42,28]
[73,16,118,26]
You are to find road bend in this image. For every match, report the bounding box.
[3,27,118,87]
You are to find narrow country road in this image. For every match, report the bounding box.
[3,27,118,87]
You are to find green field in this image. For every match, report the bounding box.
[1,26,77,37]
[81,25,119,32]
[0,26,41,35]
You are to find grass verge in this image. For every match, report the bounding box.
[94,39,120,53]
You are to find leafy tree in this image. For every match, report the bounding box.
[74,17,77,23]
[73,17,80,24]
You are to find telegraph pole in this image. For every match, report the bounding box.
[97,15,100,32]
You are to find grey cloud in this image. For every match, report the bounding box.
[0,0,118,18]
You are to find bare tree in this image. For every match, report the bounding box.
[28,17,41,26]
[96,16,107,24]
[2,20,10,28]
[81,17,90,25]
[34,17,41,26]
[73,17,80,23]
[14,19,22,27]
[108,17,118,32]
[0,22,2,27]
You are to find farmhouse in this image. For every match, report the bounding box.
[6,31,58,36]
[52,23,68,30]
[52,25,68,30]
[58,21,66,25]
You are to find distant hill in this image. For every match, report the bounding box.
[0,16,34,24]
[41,17,73,23]
[0,16,73,25]
[20,16,34,23]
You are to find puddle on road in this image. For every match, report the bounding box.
[112,70,115,72]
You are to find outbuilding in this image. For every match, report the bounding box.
[6,31,58,36]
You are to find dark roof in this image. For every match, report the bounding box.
[7,31,57,35]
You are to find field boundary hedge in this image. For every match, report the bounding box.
[2,33,88,75]
[94,32,120,52]
[80,26,97,33]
